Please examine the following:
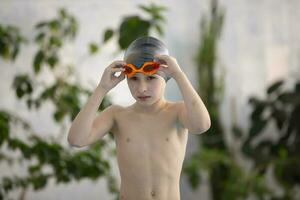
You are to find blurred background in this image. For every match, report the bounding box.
[0,0,299,200]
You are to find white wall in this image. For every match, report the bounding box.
[0,0,299,200]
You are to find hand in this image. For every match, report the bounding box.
[154,55,183,79]
[98,60,126,91]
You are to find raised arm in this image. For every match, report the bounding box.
[67,60,126,147]
[174,73,211,134]
[154,55,211,134]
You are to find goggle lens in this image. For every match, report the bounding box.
[123,61,160,78]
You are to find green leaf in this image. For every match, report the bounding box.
[59,8,67,18]
[0,111,10,147]
[33,50,44,74]
[89,42,99,54]
[271,109,286,130]
[53,110,65,122]
[138,4,167,16]
[250,101,268,121]
[2,177,13,192]
[249,118,267,139]
[49,36,62,48]
[118,16,150,49]
[103,29,114,43]
[12,75,33,99]
[28,165,42,174]
[35,22,47,29]
[267,80,283,95]
[154,24,164,35]
[49,20,61,31]
[35,32,45,43]
[31,174,48,190]
[277,92,300,104]
[47,54,58,68]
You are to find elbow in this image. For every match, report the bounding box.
[201,117,211,133]
[67,131,84,148]
[189,118,211,135]
[67,135,78,147]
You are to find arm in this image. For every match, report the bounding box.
[67,85,117,147]
[67,60,126,147]
[174,72,211,134]
[154,55,211,134]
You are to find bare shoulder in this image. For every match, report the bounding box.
[169,100,184,111]
[110,104,125,115]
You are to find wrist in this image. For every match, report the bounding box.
[173,71,185,80]
[97,84,110,94]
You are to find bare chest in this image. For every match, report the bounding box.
[112,104,188,195]
[112,107,188,159]
[114,107,183,142]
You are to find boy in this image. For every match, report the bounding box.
[68,36,211,200]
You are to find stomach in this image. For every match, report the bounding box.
[115,133,186,200]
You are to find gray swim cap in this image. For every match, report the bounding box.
[124,36,171,82]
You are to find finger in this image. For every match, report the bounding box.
[114,63,126,68]
[159,64,168,68]
[154,56,168,65]
[154,54,169,60]
[118,72,125,80]
[111,67,126,73]
[110,61,126,68]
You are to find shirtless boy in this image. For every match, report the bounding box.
[68,36,211,200]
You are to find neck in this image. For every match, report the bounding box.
[133,96,167,114]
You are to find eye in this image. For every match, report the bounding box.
[130,77,138,80]
[147,76,156,80]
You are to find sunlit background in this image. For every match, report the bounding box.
[1,0,299,200]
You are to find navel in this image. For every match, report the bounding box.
[126,137,130,142]
[165,137,169,142]
[151,190,156,197]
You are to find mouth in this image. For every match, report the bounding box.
[137,96,151,100]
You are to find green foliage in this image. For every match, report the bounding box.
[85,3,166,57]
[101,3,167,50]
[184,0,300,199]
[118,16,151,49]
[0,3,167,200]
[33,8,77,73]
[89,42,99,54]
[0,111,10,146]
[0,112,112,197]
[0,24,26,61]
[184,2,231,198]
[194,0,226,150]
[242,80,300,192]
[184,146,271,199]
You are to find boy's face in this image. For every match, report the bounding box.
[126,72,166,105]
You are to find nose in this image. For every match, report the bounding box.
[138,81,148,93]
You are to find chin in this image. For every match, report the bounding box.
[136,96,157,105]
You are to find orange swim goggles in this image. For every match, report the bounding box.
[123,61,160,78]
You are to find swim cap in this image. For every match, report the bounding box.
[124,36,171,82]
